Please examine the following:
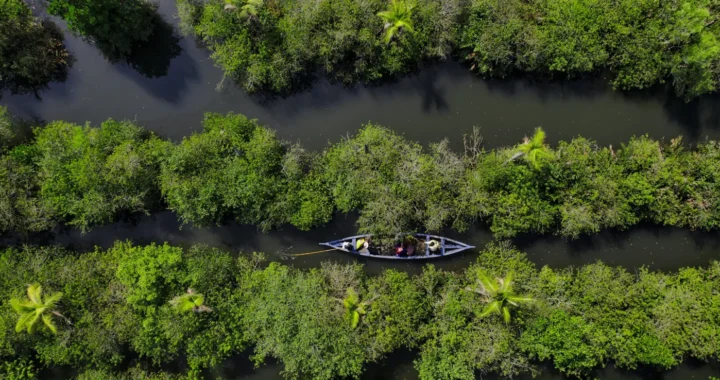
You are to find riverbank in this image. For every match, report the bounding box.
[5,1,720,151]
[178,0,720,100]
[1,242,718,379]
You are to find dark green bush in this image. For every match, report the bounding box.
[177,0,457,92]
[177,0,720,99]
[321,124,462,235]
[34,119,171,232]
[159,112,330,230]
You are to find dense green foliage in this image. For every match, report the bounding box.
[176,0,458,92]
[3,109,720,238]
[34,119,171,232]
[159,112,326,230]
[0,0,70,95]
[0,111,330,234]
[47,0,157,59]
[0,242,717,379]
[459,0,720,100]
[320,125,462,234]
[177,0,720,99]
[0,106,14,151]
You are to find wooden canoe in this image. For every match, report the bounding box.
[320,233,474,260]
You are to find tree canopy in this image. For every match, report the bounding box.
[1,242,716,379]
[177,0,720,99]
[1,108,720,239]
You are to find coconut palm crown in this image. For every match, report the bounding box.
[10,283,65,334]
[513,127,553,169]
[465,270,533,324]
[224,0,264,19]
[170,288,212,313]
[342,287,372,329]
[377,0,415,43]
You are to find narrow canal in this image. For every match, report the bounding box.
[3,1,720,379]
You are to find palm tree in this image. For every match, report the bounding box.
[510,127,553,169]
[225,0,264,20]
[465,270,533,324]
[170,288,212,313]
[341,288,372,329]
[377,0,415,43]
[10,284,66,334]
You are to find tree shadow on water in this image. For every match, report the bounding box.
[620,82,720,143]
[0,19,74,100]
[415,68,449,112]
[662,88,720,142]
[249,62,456,121]
[123,14,183,79]
[480,69,612,102]
[112,14,198,103]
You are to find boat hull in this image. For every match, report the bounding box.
[320,233,474,260]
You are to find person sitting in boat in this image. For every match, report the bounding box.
[428,239,440,254]
[356,239,370,254]
[394,243,407,257]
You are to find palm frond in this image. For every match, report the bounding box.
[475,269,497,295]
[194,294,205,306]
[15,312,33,333]
[515,127,553,168]
[171,290,210,313]
[26,313,40,334]
[384,26,398,43]
[467,270,532,324]
[27,284,42,304]
[395,20,414,33]
[502,306,511,324]
[180,300,197,313]
[506,294,534,305]
[10,298,31,313]
[42,313,58,334]
[478,301,501,318]
[351,311,361,328]
[12,284,64,334]
[377,10,394,20]
[500,271,514,293]
[44,292,63,308]
[530,127,546,146]
[377,0,414,43]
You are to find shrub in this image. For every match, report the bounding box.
[34,119,170,231]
